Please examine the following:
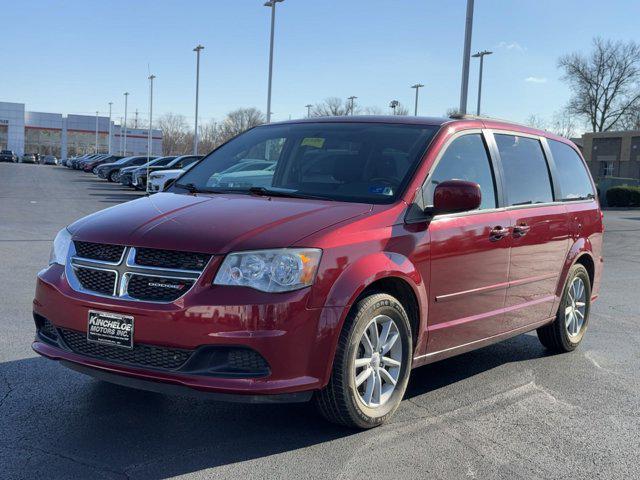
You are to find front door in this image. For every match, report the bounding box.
[422,132,511,353]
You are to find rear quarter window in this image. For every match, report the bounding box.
[548,139,595,201]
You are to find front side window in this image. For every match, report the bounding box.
[174,123,438,203]
[548,140,595,201]
[495,134,553,206]
[423,133,497,210]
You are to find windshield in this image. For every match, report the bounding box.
[173,122,437,203]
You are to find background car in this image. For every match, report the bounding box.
[147,162,199,192]
[82,155,123,173]
[133,155,202,190]
[41,155,58,165]
[20,153,37,164]
[120,156,176,188]
[96,155,157,182]
[0,150,18,163]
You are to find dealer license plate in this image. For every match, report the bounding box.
[87,310,134,349]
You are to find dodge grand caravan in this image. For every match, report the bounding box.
[33,116,603,428]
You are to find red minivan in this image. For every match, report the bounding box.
[33,116,603,428]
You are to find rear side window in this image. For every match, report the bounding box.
[495,134,553,206]
[424,134,497,210]
[548,140,595,201]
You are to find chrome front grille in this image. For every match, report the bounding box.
[67,243,212,303]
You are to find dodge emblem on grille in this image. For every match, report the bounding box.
[148,281,185,290]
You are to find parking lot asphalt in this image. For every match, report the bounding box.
[1,162,639,479]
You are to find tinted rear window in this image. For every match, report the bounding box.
[495,134,553,206]
[548,140,595,201]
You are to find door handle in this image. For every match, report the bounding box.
[513,223,531,238]
[489,226,510,241]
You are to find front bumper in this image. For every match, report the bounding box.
[33,264,343,399]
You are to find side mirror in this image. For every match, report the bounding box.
[432,180,482,214]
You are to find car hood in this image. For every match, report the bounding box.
[68,192,372,253]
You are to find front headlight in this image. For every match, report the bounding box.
[49,228,72,266]
[214,248,322,292]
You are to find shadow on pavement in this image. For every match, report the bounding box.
[0,334,549,479]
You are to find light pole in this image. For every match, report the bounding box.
[264,0,284,124]
[472,50,492,115]
[305,104,312,118]
[193,44,204,155]
[410,83,424,116]
[389,100,399,115]
[147,74,155,193]
[123,92,129,155]
[95,111,99,153]
[458,0,474,115]
[347,96,357,115]
[107,102,113,154]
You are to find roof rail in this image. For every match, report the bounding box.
[448,113,484,120]
[448,113,546,131]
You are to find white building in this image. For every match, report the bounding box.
[0,101,163,159]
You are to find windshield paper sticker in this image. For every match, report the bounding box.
[301,137,325,148]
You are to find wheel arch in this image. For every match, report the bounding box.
[316,251,428,386]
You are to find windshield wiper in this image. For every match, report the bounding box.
[248,186,327,200]
[174,183,236,194]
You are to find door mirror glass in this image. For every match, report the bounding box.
[432,180,482,214]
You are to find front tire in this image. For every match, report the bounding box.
[537,264,591,353]
[315,293,412,429]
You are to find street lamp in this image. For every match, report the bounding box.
[147,74,156,193]
[389,100,399,115]
[472,50,492,115]
[193,44,204,155]
[458,0,475,115]
[123,92,129,155]
[107,102,113,154]
[410,83,424,116]
[264,0,284,123]
[305,104,313,118]
[347,96,357,115]
[95,111,99,153]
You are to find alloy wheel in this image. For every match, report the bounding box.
[353,314,403,408]
[565,277,586,337]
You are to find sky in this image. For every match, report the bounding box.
[2,0,639,128]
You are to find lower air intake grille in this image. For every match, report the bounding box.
[59,328,193,370]
[227,349,270,373]
[75,268,116,295]
[127,275,195,302]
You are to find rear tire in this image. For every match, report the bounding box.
[315,293,412,429]
[108,171,118,182]
[537,264,591,353]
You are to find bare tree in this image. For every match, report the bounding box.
[311,97,353,117]
[197,121,220,154]
[156,113,192,156]
[361,105,383,115]
[617,104,640,130]
[445,107,462,117]
[389,102,409,116]
[559,38,640,132]
[525,114,548,130]
[218,108,265,143]
[550,110,578,138]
